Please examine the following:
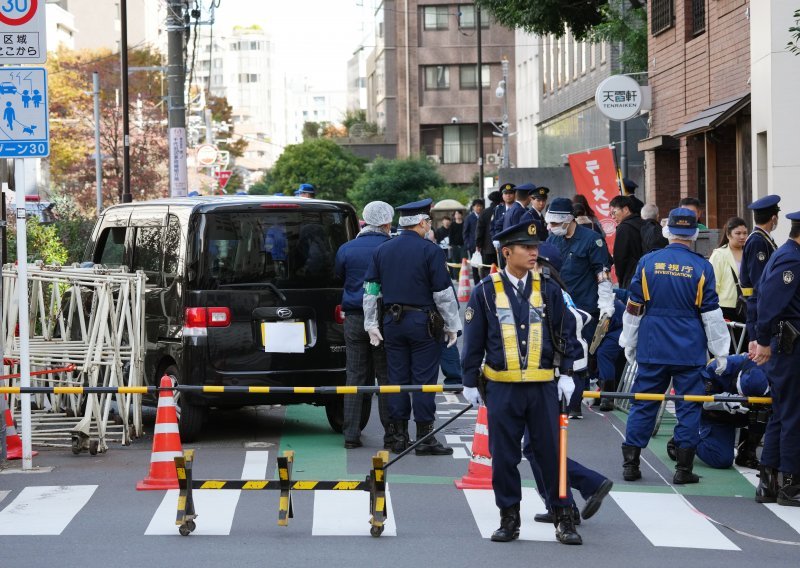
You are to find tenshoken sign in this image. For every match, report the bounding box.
[595,75,643,121]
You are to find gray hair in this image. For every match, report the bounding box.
[641,203,659,221]
[662,225,698,242]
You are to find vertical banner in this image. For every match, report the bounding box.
[568,146,621,255]
[169,127,188,197]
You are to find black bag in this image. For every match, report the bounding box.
[428,310,445,342]
[730,267,748,322]
[778,320,800,355]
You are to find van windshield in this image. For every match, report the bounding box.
[195,210,351,289]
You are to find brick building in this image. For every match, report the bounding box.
[639,0,752,228]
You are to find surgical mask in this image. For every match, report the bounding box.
[550,224,568,237]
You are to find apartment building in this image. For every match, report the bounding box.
[61,0,166,53]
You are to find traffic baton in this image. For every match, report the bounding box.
[558,397,568,499]
[385,403,473,469]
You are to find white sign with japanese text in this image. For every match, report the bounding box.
[595,75,643,121]
[0,0,46,65]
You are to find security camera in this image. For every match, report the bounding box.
[451,117,459,124]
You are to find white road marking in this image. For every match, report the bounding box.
[0,485,97,535]
[735,464,800,535]
[312,485,397,536]
[464,488,556,541]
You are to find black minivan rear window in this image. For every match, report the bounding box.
[195,210,351,289]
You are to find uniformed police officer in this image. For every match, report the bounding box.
[461,220,583,545]
[491,183,516,239]
[521,186,550,240]
[740,195,781,348]
[545,197,615,418]
[363,198,461,456]
[753,211,800,506]
[503,183,538,230]
[619,208,730,484]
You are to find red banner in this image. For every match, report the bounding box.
[567,147,620,255]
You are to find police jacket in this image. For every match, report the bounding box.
[334,231,390,313]
[613,214,645,289]
[476,204,496,252]
[503,202,527,231]
[520,207,549,240]
[463,212,478,251]
[628,243,719,366]
[740,227,778,339]
[490,203,507,239]
[461,270,580,388]
[755,239,800,346]
[700,354,755,426]
[546,224,611,313]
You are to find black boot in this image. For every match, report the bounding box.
[599,380,615,411]
[673,446,701,484]
[776,473,800,507]
[734,429,761,469]
[389,420,409,454]
[382,427,394,451]
[414,421,453,456]
[554,507,583,545]
[622,444,642,481]
[755,465,779,503]
[491,504,520,542]
[534,506,581,525]
[666,437,677,461]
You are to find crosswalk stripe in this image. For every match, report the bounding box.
[734,465,800,535]
[311,486,397,536]
[463,488,556,541]
[0,491,8,506]
[612,492,740,550]
[0,485,97,535]
[241,450,270,480]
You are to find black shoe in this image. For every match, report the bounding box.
[666,437,677,461]
[776,473,800,507]
[344,438,362,449]
[534,507,581,525]
[491,505,521,542]
[554,507,582,545]
[569,408,583,420]
[756,465,779,503]
[599,399,614,412]
[388,420,409,454]
[581,479,613,520]
[734,430,761,469]
[622,444,642,481]
[673,446,701,484]
[414,421,453,456]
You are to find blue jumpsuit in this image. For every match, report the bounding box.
[461,270,581,510]
[756,239,800,476]
[596,300,625,392]
[624,244,720,450]
[364,231,452,423]
[740,227,777,341]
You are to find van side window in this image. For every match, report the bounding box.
[95,227,127,267]
[133,226,163,284]
[164,215,181,284]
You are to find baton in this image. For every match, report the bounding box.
[558,397,568,499]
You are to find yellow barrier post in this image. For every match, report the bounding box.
[368,451,389,537]
[175,450,197,536]
[277,450,294,527]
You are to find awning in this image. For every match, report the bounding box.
[672,93,750,138]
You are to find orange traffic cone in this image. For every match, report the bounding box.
[137,376,183,490]
[2,395,38,460]
[457,258,473,302]
[489,263,498,274]
[454,404,493,489]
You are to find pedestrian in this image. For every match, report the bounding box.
[464,199,484,283]
[678,197,707,230]
[709,217,748,324]
[619,207,730,485]
[434,216,452,246]
[621,178,644,215]
[363,198,461,456]
[476,190,501,277]
[503,183,536,230]
[609,195,644,289]
[752,210,800,506]
[449,209,466,264]
[545,197,615,419]
[572,194,605,238]
[640,203,668,253]
[334,201,395,449]
[3,102,14,130]
[461,220,583,545]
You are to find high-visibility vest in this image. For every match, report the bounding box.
[483,271,554,383]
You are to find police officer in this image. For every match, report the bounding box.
[503,183,537,230]
[740,195,781,348]
[753,211,800,506]
[363,198,461,456]
[294,183,316,198]
[521,186,550,240]
[492,184,516,268]
[545,197,615,419]
[619,208,730,484]
[461,220,583,545]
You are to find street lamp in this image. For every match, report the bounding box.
[495,57,510,169]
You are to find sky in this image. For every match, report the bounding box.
[213,0,376,92]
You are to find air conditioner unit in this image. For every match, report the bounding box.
[486,153,500,165]
[426,154,441,165]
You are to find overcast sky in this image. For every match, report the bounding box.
[213,0,376,92]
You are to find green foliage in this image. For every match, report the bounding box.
[426,185,473,206]
[341,110,381,137]
[587,2,648,73]
[6,219,70,265]
[267,139,365,201]
[302,121,322,140]
[342,109,367,131]
[346,156,446,214]
[49,193,95,263]
[247,175,271,195]
[790,9,800,55]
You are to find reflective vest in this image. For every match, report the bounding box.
[483,271,555,382]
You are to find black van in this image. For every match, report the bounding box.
[84,196,367,441]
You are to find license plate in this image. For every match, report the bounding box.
[261,322,306,353]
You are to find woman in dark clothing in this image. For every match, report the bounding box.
[572,194,606,239]
[449,210,465,264]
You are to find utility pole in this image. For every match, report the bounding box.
[167,0,188,197]
[476,2,484,196]
[120,0,132,203]
[499,58,510,169]
[93,72,103,214]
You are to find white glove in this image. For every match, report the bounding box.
[625,345,636,365]
[367,328,383,347]
[557,375,575,402]
[714,355,727,376]
[445,331,458,348]
[463,386,482,407]
[599,305,615,320]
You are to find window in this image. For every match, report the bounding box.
[133,226,164,285]
[691,0,706,35]
[458,5,489,29]
[443,124,477,164]
[459,64,489,89]
[95,227,126,267]
[238,73,259,83]
[423,6,449,30]
[424,65,450,90]
[651,0,674,35]
[163,216,181,285]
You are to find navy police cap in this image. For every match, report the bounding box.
[500,183,516,192]
[548,197,573,216]
[531,186,550,199]
[748,195,780,211]
[396,197,433,216]
[786,211,800,222]
[297,183,316,194]
[622,178,638,193]
[496,220,542,246]
[667,207,698,236]
[514,182,537,193]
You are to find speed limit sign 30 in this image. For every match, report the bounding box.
[0,0,47,64]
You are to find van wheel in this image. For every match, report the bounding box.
[164,364,206,443]
[325,396,372,433]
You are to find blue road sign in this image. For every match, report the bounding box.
[0,66,48,157]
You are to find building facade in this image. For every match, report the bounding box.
[63,0,166,53]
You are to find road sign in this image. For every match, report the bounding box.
[0,0,47,65]
[214,170,233,189]
[196,144,218,166]
[214,150,230,168]
[595,75,643,121]
[0,66,48,158]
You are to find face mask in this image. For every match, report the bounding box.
[550,224,568,237]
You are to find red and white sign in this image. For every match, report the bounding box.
[214,170,233,189]
[195,144,218,167]
[0,0,46,64]
[568,146,621,255]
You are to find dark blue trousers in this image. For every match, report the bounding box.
[382,311,439,422]
[485,380,569,510]
[569,316,598,411]
[625,363,704,449]
[696,419,736,469]
[761,340,800,475]
[440,342,462,384]
[596,330,623,390]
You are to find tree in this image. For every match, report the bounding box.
[587,2,647,72]
[267,138,365,201]
[347,156,446,214]
[302,121,322,140]
[790,9,800,55]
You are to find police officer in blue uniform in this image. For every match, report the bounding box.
[753,211,800,506]
[363,198,461,456]
[491,183,515,239]
[596,299,626,411]
[545,197,615,418]
[740,195,781,347]
[521,186,550,240]
[461,221,583,545]
[295,183,316,198]
[619,208,730,484]
[503,183,538,230]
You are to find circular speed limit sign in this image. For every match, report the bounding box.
[0,0,39,26]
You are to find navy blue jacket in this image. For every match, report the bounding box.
[503,201,527,230]
[520,207,549,240]
[490,203,507,239]
[334,231,391,312]
[463,211,479,251]
[755,239,800,346]
[546,224,611,313]
[740,227,778,340]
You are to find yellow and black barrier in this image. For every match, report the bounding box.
[174,449,390,537]
[0,384,464,395]
[581,391,772,405]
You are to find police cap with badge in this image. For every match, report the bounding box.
[530,185,550,201]
[514,182,538,196]
[748,194,780,214]
[667,207,698,236]
[500,183,516,194]
[396,197,433,226]
[495,220,542,247]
